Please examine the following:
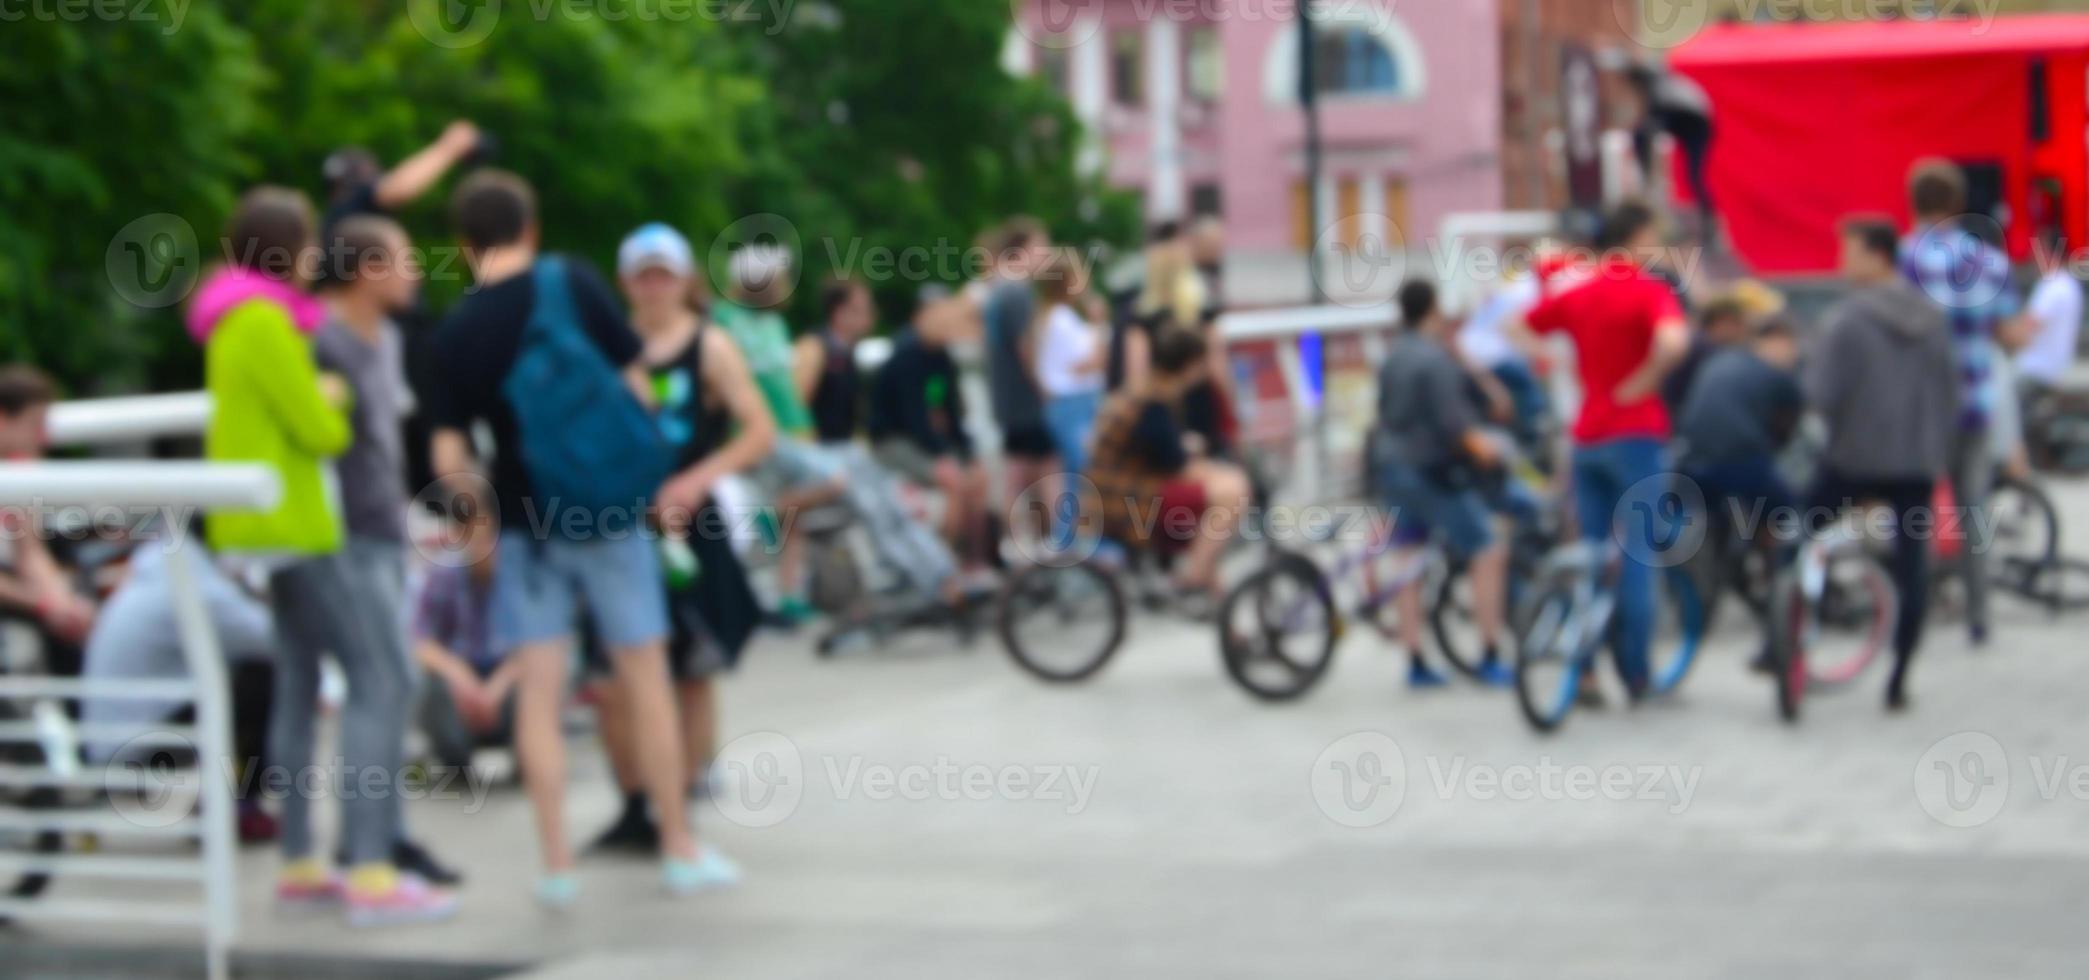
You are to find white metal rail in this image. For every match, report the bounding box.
[3,399,276,980]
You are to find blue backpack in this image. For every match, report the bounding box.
[502,256,669,535]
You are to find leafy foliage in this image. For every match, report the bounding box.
[0,0,1131,394]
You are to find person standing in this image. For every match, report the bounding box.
[313,214,461,888]
[196,189,453,925]
[982,218,1061,543]
[1033,248,1106,475]
[1900,160,2026,647]
[1376,281,1517,689]
[1808,219,1961,710]
[1512,200,1691,701]
[589,224,775,853]
[427,171,735,906]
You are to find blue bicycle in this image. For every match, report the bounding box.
[1511,539,1708,733]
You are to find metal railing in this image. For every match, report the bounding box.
[1,399,276,980]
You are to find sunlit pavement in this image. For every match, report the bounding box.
[17,481,2089,979]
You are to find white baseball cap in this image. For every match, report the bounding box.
[618,223,695,278]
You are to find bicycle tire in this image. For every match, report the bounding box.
[1806,554,1896,687]
[1647,565,1709,696]
[1766,571,1805,723]
[1988,477,2061,580]
[996,559,1127,684]
[2024,556,2089,612]
[1428,562,1490,681]
[1513,577,1583,734]
[1218,553,1339,702]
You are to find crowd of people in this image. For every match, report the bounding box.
[0,123,2080,930]
[1371,158,2078,715]
[0,122,1262,926]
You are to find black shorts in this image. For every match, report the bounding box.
[1003,422,1058,460]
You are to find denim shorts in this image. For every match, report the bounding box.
[1377,459,1494,559]
[490,529,669,655]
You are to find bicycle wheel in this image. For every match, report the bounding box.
[2025,556,2089,612]
[1767,571,1806,724]
[1806,552,1896,687]
[1988,477,2060,589]
[1219,553,1339,702]
[1647,565,1708,696]
[1428,561,1492,680]
[997,559,1126,683]
[1513,576,1584,733]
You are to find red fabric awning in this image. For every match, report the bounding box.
[1669,17,2089,275]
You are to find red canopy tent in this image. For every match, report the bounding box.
[1670,15,2089,275]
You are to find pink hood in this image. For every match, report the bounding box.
[185,267,326,343]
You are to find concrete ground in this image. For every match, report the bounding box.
[11,481,2089,978]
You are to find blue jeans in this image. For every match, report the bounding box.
[490,530,670,654]
[1044,390,1102,476]
[1571,437,1670,692]
[1684,455,1796,544]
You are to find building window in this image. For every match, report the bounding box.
[1111,30,1144,107]
[1313,27,1399,96]
[1191,183,1223,219]
[1187,26,1223,104]
[1037,44,1070,95]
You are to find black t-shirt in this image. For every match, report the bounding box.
[1131,401,1189,476]
[426,257,642,529]
[321,182,383,245]
[867,330,972,460]
[647,325,733,472]
[808,331,861,444]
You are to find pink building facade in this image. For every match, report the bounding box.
[1009,0,1505,304]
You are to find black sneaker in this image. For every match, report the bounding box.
[393,838,463,887]
[587,809,661,856]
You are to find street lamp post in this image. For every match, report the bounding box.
[1299,1,1325,304]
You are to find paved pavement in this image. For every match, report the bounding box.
[13,481,2089,978]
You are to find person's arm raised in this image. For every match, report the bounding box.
[373,121,480,211]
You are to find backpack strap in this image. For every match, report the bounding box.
[530,255,577,333]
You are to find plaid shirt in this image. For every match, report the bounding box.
[1900,225,2020,432]
[413,564,497,673]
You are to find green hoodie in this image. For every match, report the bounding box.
[202,298,353,555]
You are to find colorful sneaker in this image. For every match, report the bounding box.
[536,872,581,911]
[663,848,742,897]
[345,872,460,929]
[275,860,345,908]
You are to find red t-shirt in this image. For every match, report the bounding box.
[1526,258,1683,443]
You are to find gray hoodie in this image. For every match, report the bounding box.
[1804,281,1961,481]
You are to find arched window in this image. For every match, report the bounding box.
[1314,26,1399,95]
[1261,8,1426,104]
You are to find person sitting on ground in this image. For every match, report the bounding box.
[1376,281,1519,690]
[1806,217,1961,712]
[590,223,775,854]
[0,366,96,671]
[869,286,994,573]
[411,517,517,771]
[1088,328,1252,601]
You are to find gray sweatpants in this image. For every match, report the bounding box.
[267,538,415,867]
[1948,428,1994,633]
